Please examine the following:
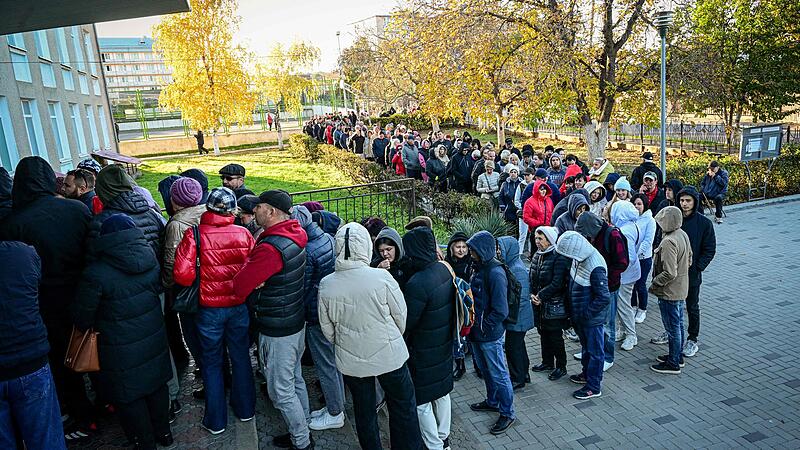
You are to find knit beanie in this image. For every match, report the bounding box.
[100,213,136,236]
[614,176,632,192]
[301,201,325,213]
[170,177,203,208]
[95,165,135,204]
[534,226,559,248]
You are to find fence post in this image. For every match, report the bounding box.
[640,124,644,150]
[787,125,791,144]
[680,121,684,152]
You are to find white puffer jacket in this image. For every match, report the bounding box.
[319,223,409,378]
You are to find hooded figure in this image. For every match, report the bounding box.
[554,194,590,236]
[0,167,12,222]
[312,210,342,237]
[602,173,620,201]
[650,206,692,302]
[498,237,533,388]
[401,227,455,406]
[447,146,476,193]
[445,231,472,280]
[292,205,335,325]
[426,145,449,192]
[550,188,589,227]
[676,186,716,288]
[584,181,608,218]
[659,179,684,211]
[466,231,508,343]
[609,201,642,285]
[371,226,410,289]
[180,168,210,204]
[157,175,182,217]
[522,179,554,231]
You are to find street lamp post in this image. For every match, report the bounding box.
[655,10,673,182]
[336,31,349,112]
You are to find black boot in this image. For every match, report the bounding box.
[453,359,466,381]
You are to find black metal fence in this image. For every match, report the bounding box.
[291,178,417,231]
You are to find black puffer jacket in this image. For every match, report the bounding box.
[401,227,455,405]
[73,227,171,404]
[530,248,571,330]
[88,190,166,262]
[444,231,472,281]
[0,157,91,327]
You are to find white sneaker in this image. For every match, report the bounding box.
[615,331,626,342]
[573,351,582,361]
[651,331,669,345]
[621,335,638,351]
[683,340,699,357]
[635,309,647,323]
[308,410,345,431]
[201,424,225,435]
[564,328,579,342]
[603,361,614,372]
[310,407,327,419]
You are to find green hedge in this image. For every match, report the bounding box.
[366,113,461,132]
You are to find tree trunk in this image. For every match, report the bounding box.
[496,112,506,146]
[276,108,284,150]
[431,115,440,133]
[212,130,220,156]
[583,119,609,161]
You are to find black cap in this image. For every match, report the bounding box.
[219,164,245,177]
[709,160,719,168]
[505,137,513,144]
[641,151,654,160]
[257,189,293,215]
[238,194,259,215]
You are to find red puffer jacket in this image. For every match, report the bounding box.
[174,211,255,308]
[523,179,554,230]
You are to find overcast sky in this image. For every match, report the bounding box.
[95,0,400,71]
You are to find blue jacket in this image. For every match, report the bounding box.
[700,169,729,198]
[499,178,522,221]
[294,206,336,324]
[466,231,508,342]
[498,237,533,332]
[0,241,49,382]
[556,231,611,327]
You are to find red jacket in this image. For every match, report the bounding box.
[523,179,554,229]
[174,211,255,308]
[559,164,584,195]
[325,125,334,145]
[391,150,406,176]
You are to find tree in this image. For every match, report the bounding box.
[153,0,256,155]
[255,41,320,150]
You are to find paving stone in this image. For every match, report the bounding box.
[742,431,768,443]
[653,414,678,425]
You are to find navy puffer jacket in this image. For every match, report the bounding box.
[88,190,166,262]
[294,206,335,324]
[466,231,508,342]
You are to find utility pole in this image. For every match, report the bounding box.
[656,10,674,182]
[336,31,348,112]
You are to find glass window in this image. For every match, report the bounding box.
[33,30,51,60]
[79,74,89,94]
[0,97,20,170]
[72,26,85,71]
[40,62,56,87]
[98,105,110,149]
[48,102,71,161]
[6,33,25,50]
[85,105,99,151]
[70,103,88,156]
[62,68,74,90]
[11,52,31,82]
[21,100,47,160]
[56,28,70,65]
[83,32,97,76]
[93,79,101,96]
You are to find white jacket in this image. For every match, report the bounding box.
[636,209,657,260]
[319,223,409,378]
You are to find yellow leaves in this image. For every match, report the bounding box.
[254,41,321,114]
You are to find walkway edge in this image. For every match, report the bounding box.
[724,194,800,212]
[235,415,259,449]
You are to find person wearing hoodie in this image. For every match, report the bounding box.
[649,206,693,374]
[658,179,684,212]
[603,176,632,224]
[554,194,590,236]
[555,231,611,400]
[574,212,629,371]
[402,136,422,180]
[547,154,567,186]
[401,227,455,450]
[371,227,411,291]
[585,181,608,218]
[291,206,344,432]
[74,214,173,449]
[522,180,554,241]
[174,188,256,435]
[520,168,560,209]
[629,152,663,191]
[675,186,716,357]
[609,201,642,351]
[588,158,616,184]
[631,194,656,324]
[499,166,522,224]
[0,167,12,222]
[498,237,533,391]
[466,231,515,436]
[559,164,584,196]
[550,188,589,228]
[157,175,182,217]
[319,223,423,450]
[426,145,449,192]
[312,210,342,237]
[0,156,95,440]
[447,144,476,193]
[529,226,571,381]
[233,190,312,450]
[445,231,472,380]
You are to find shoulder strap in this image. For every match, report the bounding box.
[192,225,201,283]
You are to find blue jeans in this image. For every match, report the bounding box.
[603,290,618,363]
[196,304,256,431]
[0,363,66,450]
[179,312,203,370]
[632,258,653,310]
[471,336,515,418]
[658,299,685,367]
[575,325,604,392]
[306,324,344,416]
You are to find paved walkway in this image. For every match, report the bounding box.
[73,199,800,449]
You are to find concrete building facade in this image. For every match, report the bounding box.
[98,37,172,107]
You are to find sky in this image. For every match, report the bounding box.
[95,0,399,72]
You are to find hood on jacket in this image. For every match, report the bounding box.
[655,206,683,232]
[374,227,405,260]
[676,185,702,215]
[158,175,181,216]
[402,227,438,266]
[497,236,521,267]
[92,227,158,274]
[291,205,313,229]
[532,179,552,198]
[260,218,308,248]
[664,179,684,198]
[11,156,55,210]
[312,210,341,236]
[447,231,469,260]
[0,167,12,215]
[575,211,604,240]
[95,164,135,204]
[567,193,590,218]
[180,168,210,203]
[610,200,639,227]
[556,230,594,262]
[564,164,583,180]
[584,181,605,201]
[604,172,621,187]
[335,222,372,269]
[535,226,559,249]
[466,230,497,264]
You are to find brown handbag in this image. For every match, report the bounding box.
[64,327,100,373]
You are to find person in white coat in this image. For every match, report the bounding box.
[319,222,423,450]
[609,201,642,351]
[631,193,657,324]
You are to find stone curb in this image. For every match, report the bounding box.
[723,194,800,212]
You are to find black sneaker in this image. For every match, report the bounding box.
[469,400,499,413]
[573,386,602,400]
[651,362,681,374]
[443,437,451,450]
[569,373,587,384]
[490,416,515,435]
[548,368,567,381]
[531,363,555,372]
[512,382,526,391]
[169,399,182,423]
[656,354,685,367]
[192,387,205,400]
[63,423,92,444]
[289,436,315,450]
[273,433,292,448]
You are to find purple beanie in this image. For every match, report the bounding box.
[170,177,203,208]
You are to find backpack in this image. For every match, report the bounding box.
[439,261,475,337]
[497,263,522,326]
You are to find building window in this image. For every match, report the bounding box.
[56,28,70,66]
[0,97,20,170]
[93,79,101,96]
[6,33,25,50]
[62,68,74,90]
[10,51,32,83]
[48,102,71,161]
[79,74,89,94]
[72,26,85,71]
[33,30,52,60]
[41,62,56,87]
[83,32,97,76]
[70,103,88,156]
[21,100,47,160]
[85,105,99,151]
[98,105,110,149]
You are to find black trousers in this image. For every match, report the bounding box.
[702,193,724,218]
[686,284,701,342]
[538,327,567,370]
[343,363,423,450]
[116,383,170,450]
[504,330,530,384]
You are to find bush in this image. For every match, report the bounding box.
[450,212,511,237]
[367,113,461,132]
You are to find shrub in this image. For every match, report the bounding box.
[450,212,511,237]
[367,113,461,132]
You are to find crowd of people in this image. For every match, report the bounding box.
[1,116,727,450]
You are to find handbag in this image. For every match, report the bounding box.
[543,299,567,321]
[173,225,201,314]
[64,327,100,373]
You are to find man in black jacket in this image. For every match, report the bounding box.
[630,152,663,191]
[372,131,390,167]
[676,186,716,357]
[447,145,476,193]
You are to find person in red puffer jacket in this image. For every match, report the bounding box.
[523,180,554,233]
[174,187,256,434]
